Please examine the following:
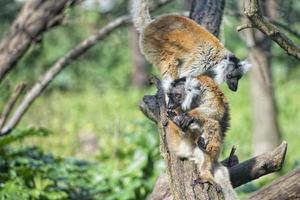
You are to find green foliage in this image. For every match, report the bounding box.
[0,121,161,200]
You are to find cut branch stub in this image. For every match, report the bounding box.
[229,141,287,188]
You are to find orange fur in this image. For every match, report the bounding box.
[166,75,229,183]
[140,15,230,79]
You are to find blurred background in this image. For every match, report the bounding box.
[0,0,299,199]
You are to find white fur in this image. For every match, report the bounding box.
[214,165,239,200]
[191,147,204,167]
[240,60,252,74]
[213,59,229,84]
[176,139,194,159]
[162,75,173,92]
[182,77,201,111]
[130,0,152,33]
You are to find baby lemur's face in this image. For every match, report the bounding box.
[166,77,186,110]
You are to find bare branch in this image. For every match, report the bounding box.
[0,83,26,130]
[271,20,300,39]
[240,0,300,60]
[247,168,300,200]
[0,0,81,83]
[237,23,254,32]
[230,141,287,188]
[226,11,300,40]
[0,16,131,136]
[0,0,173,136]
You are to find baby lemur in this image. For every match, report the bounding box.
[131,0,251,92]
[166,75,238,200]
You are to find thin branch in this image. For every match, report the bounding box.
[240,0,300,60]
[226,10,300,40]
[0,15,131,136]
[0,0,173,136]
[0,83,26,130]
[237,23,255,32]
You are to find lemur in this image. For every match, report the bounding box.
[165,75,238,200]
[130,0,251,92]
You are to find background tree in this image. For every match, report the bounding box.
[242,0,281,155]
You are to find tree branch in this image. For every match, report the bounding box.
[240,0,300,60]
[0,0,81,83]
[230,141,287,188]
[0,15,131,136]
[247,168,300,200]
[0,83,26,130]
[0,0,174,136]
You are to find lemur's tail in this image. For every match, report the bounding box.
[130,0,152,33]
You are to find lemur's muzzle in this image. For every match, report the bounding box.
[227,78,238,92]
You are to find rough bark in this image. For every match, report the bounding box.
[0,0,80,83]
[189,0,225,36]
[247,168,300,200]
[241,0,281,155]
[130,27,149,88]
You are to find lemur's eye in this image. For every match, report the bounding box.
[226,74,232,79]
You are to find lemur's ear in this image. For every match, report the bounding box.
[240,60,252,74]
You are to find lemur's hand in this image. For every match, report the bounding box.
[173,113,194,132]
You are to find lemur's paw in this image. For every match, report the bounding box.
[173,114,194,132]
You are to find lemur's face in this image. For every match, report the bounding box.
[166,77,186,110]
[225,55,250,92]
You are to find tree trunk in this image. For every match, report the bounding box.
[141,78,224,200]
[0,0,79,83]
[130,27,149,88]
[243,0,281,155]
[189,0,225,36]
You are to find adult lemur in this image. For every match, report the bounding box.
[166,75,238,200]
[130,0,250,92]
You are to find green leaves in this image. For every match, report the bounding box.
[0,121,162,200]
